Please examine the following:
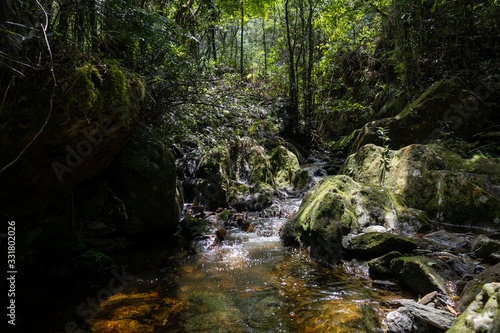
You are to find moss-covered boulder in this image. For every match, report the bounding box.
[0,61,144,220]
[390,256,458,296]
[349,78,487,154]
[345,232,419,259]
[470,235,500,260]
[457,263,500,312]
[281,175,427,262]
[195,147,231,210]
[448,283,500,333]
[368,251,402,276]
[340,144,500,227]
[107,129,183,236]
[268,145,311,191]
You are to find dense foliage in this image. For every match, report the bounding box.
[1,0,499,152]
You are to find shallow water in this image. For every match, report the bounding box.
[86,197,412,333]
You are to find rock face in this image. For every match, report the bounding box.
[196,144,310,211]
[340,144,500,227]
[349,78,487,154]
[0,62,145,220]
[107,130,183,236]
[448,283,500,333]
[280,175,427,261]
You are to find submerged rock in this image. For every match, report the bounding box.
[448,283,500,333]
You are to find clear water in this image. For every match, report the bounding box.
[86,198,411,333]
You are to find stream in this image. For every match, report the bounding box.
[77,160,414,333]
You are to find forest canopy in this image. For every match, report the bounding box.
[1,0,499,151]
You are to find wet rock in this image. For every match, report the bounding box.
[340,143,500,227]
[107,129,183,236]
[423,230,473,252]
[391,256,458,296]
[458,263,500,312]
[470,235,500,260]
[268,145,312,191]
[372,279,399,291]
[386,306,439,333]
[448,283,500,333]
[350,78,487,153]
[368,251,402,276]
[345,232,419,259]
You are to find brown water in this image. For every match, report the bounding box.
[84,198,411,333]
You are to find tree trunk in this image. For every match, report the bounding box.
[285,0,298,135]
[240,0,244,77]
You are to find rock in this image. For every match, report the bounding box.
[51,248,116,276]
[268,145,311,191]
[281,175,428,262]
[458,263,500,312]
[364,225,388,233]
[424,230,473,252]
[0,62,144,220]
[372,280,399,291]
[398,299,456,330]
[448,283,500,333]
[386,306,416,333]
[391,256,458,296]
[340,143,500,227]
[196,147,231,210]
[368,251,402,276]
[107,129,183,236]
[350,78,487,153]
[345,232,419,259]
[470,235,500,259]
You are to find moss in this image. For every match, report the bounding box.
[348,232,418,258]
[391,256,452,295]
[269,145,303,188]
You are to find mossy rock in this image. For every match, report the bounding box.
[470,235,500,259]
[345,232,418,259]
[248,146,275,186]
[179,215,209,241]
[448,283,500,333]
[457,263,500,312]
[331,129,360,157]
[52,248,116,276]
[368,251,402,276]
[350,78,487,153]
[0,61,144,220]
[107,128,183,236]
[391,256,457,296]
[341,143,500,227]
[196,147,231,210]
[282,175,429,262]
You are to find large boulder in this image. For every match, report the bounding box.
[448,283,500,333]
[281,175,428,262]
[457,263,500,312]
[344,232,419,259]
[390,256,459,296]
[107,130,183,236]
[340,144,500,227]
[349,78,487,154]
[0,62,144,220]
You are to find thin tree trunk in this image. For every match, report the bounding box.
[240,0,244,77]
[285,0,298,134]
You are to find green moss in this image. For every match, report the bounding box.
[248,146,274,185]
[216,209,232,221]
[64,63,144,126]
[348,233,418,258]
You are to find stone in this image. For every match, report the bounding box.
[349,78,487,153]
[470,235,500,259]
[424,230,473,252]
[391,256,458,296]
[368,251,402,276]
[107,129,183,236]
[398,299,456,330]
[345,232,419,259]
[448,283,500,333]
[340,143,500,227]
[457,263,500,312]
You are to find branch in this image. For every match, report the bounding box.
[0,0,56,175]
